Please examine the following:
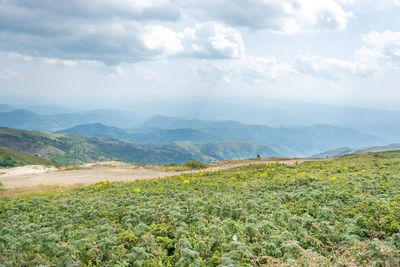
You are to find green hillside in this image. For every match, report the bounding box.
[0,147,56,168]
[312,143,400,158]
[0,127,280,165]
[1,151,399,265]
[147,141,281,162]
[0,127,197,165]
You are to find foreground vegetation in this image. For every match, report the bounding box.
[1,151,400,266]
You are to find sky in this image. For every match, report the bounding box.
[0,0,400,111]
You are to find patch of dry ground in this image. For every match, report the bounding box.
[0,158,312,197]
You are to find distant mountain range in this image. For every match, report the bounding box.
[0,127,280,165]
[0,104,397,159]
[58,116,383,157]
[0,108,143,131]
[312,144,400,158]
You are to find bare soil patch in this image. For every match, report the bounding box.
[0,158,314,197]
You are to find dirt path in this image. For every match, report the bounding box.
[0,159,312,195]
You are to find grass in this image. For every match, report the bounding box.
[0,184,84,198]
[0,151,399,266]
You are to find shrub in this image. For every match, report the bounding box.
[183,160,207,169]
[0,155,18,167]
[164,162,178,167]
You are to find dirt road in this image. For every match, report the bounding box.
[0,159,311,195]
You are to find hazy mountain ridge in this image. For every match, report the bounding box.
[57,119,383,157]
[146,141,281,161]
[0,127,281,165]
[0,104,396,158]
[0,108,143,131]
[312,144,400,158]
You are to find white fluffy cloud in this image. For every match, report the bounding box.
[1,0,399,84]
[183,22,245,58]
[293,55,375,80]
[358,31,400,63]
[291,30,400,80]
[143,26,184,55]
[192,56,294,84]
[175,0,354,34]
[0,0,361,66]
[192,29,400,83]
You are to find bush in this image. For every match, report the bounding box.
[164,162,178,167]
[0,155,18,167]
[183,160,207,169]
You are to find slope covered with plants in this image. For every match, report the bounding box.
[0,147,56,168]
[0,151,399,265]
[0,127,281,165]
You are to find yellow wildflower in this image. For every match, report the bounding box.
[134,188,141,193]
[183,180,189,184]
[331,176,337,181]
[361,169,365,173]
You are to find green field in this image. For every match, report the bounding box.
[1,151,400,266]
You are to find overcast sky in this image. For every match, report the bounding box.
[0,0,400,111]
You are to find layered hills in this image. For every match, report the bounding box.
[0,127,279,165]
[58,116,383,157]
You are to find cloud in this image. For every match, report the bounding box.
[41,58,78,67]
[183,22,245,58]
[143,25,184,55]
[292,30,400,80]
[352,30,400,71]
[7,52,32,62]
[192,28,400,84]
[0,0,360,67]
[293,55,374,80]
[0,0,247,65]
[175,0,354,34]
[0,0,182,65]
[191,55,294,84]
[0,70,26,80]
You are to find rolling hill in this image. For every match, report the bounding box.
[0,109,143,131]
[0,147,57,167]
[145,141,281,162]
[59,118,383,157]
[0,127,281,165]
[312,143,400,158]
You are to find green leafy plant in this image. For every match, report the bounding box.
[0,151,399,266]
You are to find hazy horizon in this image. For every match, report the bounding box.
[1,1,400,112]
